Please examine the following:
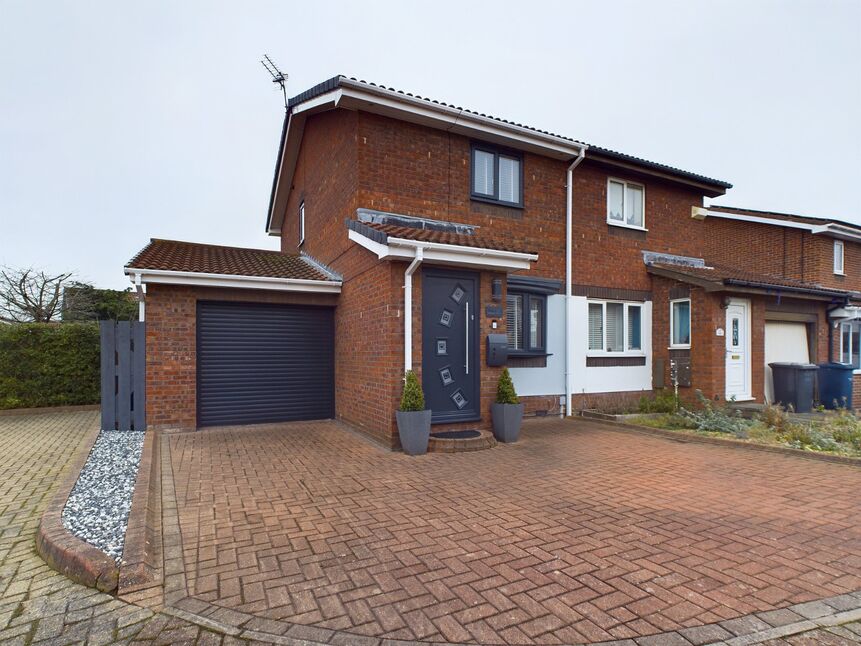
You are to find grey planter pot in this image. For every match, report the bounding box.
[396,409,432,455]
[491,403,524,443]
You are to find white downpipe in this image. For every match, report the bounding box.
[133,272,145,322]
[565,148,586,417]
[404,248,424,373]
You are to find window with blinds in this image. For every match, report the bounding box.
[671,299,691,347]
[471,145,522,206]
[588,301,644,354]
[506,294,523,350]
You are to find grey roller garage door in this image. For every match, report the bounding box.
[197,301,334,427]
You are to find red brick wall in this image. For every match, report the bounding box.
[854,375,861,412]
[145,284,337,430]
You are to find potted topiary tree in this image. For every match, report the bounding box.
[396,370,432,455]
[491,367,524,443]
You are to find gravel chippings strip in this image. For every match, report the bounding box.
[62,430,145,563]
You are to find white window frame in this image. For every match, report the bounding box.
[606,177,647,231]
[834,239,845,275]
[298,201,305,246]
[839,321,861,374]
[586,300,645,356]
[669,298,692,349]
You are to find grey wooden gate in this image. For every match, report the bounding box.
[100,321,146,431]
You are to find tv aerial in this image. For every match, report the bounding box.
[261,55,288,110]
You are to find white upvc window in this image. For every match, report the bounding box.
[298,201,305,246]
[607,178,645,230]
[840,321,860,372]
[670,298,691,348]
[834,240,845,275]
[587,301,643,354]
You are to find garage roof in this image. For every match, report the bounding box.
[126,239,333,281]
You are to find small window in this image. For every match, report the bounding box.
[506,291,545,354]
[298,201,305,246]
[670,299,691,348]
[471,145,523,207]
[840,322,860,370]
[587,301,644,354]
[834,240,845,275]
[607,179,645,229]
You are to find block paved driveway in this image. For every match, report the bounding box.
[168,417,861,645]
[0,410,270,645]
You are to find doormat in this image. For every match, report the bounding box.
[430,430,481,440]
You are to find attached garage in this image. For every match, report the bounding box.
[197,301,335,427]
[764,321,810,404]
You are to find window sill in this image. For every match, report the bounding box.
[669,345,691,350]
[471,195,524,210]
[607,220,648,232]
[508,351,551,358]
[834,271,845,276]
[586,352,646,358]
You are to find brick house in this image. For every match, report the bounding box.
[125,76,860,445]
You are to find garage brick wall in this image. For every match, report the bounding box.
[145,284,337,430]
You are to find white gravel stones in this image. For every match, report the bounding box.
[62,430,145,563]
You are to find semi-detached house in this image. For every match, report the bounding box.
[125,76,861,447]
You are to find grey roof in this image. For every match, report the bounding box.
[287,75,733,190]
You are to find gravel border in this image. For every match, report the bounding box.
[62,430,145,562]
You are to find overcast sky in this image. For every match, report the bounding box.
[1,1,859,289]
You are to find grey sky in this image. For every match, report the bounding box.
[1,0,859,290]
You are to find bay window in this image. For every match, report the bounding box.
[587,301,643,354]
[840,321,860,370]
[607,178,645,229]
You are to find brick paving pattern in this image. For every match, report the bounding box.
[0,411,261,645]
[169,417,861,645]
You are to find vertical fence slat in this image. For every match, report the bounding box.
[117,322,131,431]
[132,322,146,431]
[100,321,116,431]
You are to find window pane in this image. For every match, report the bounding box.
[588,303,603,351]
[672,301,691,346]
[626,185,643,227]
[498,156,520,203]
[506,294,522,350]
[853,325,860,369]
[835,241,844,273]
[528,297,543,350]
[473,149,495,196]
[606,303,624,352]
[608,181,624,221]
[842,324,851,364]
[627,305,642,351]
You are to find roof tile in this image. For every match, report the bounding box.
[358,221,537,255]
[126,239,331,281]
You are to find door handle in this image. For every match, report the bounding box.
[465,301,469,375]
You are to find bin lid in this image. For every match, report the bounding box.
[817,362,856,371]
[768,362,818,370]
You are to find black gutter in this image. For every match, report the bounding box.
[264,113,290,233]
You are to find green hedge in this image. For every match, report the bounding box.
[0,323,100,409]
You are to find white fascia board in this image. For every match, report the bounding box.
[124,268,341,293]
[816,224,861,242]
[335,82,586,160]
[697,208,861,241]
[348,229,536,270]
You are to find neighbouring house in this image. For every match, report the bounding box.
[124,76,861,446]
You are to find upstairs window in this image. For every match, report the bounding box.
[471,144,523,207]
[298,201,305,246]
[834,240,845,275]
[670,298,691,348]
[841,322,860,370]
[506,291,545,354]
[587,301,643,354]
[607,178,645,229]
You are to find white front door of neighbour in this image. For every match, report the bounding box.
[725,299,751,401]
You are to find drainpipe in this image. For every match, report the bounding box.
[133,272,145,322]
[404,248,424,373]
[565,148,586,418]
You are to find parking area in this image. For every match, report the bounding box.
[167,417,861,644]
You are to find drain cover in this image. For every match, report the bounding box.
[430,430,481,440]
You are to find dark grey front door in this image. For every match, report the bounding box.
[422,269,480,424]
